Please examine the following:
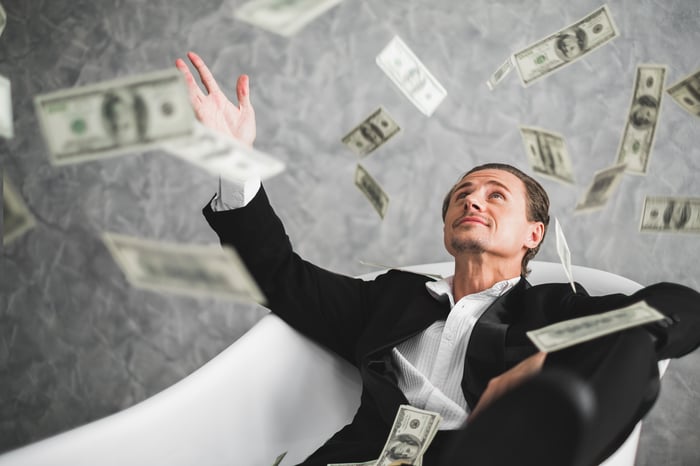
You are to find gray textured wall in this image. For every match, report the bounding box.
[1,0,699,463]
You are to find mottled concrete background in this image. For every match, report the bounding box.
[0,0,699,463]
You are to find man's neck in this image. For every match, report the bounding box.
[452,255,521,301]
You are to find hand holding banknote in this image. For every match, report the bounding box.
[175,51,256,147]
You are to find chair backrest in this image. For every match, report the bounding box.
[0,261,656,466]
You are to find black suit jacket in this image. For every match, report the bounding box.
[203,186,700,464]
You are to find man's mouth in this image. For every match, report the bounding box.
[453,214,489,228]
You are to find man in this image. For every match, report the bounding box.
[175,51,700,466]
[555,27,587,60]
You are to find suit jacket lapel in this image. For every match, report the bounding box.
[461,277,532,409]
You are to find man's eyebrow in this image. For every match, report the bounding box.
[453,179,512,194]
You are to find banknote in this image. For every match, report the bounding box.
[554,218,576,293]
[327,461,376,466]
[376,36,447,117]
[375,405,441,466]
[102,232,266,304]
[527,301,665,352]
[0,3,5,39]
[666,69,700,119]
[574,163,626,213]
[519,126,574,184]
[3,175,36,246]
[355,164,389,219]
[486,55,514,90]
[270,451,287,466]
[34,68,195,165]
[0,74,12,139]
[342,107,400,157]
[640,196,700,234]
[615,65,666,175]
[513,5,618,87]
[235,0,343,37]
[163,123,285,183]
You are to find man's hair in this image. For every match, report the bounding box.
[441,163,550,276]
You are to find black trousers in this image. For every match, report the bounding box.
[301,327,659,466]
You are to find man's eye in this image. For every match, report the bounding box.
[456,192,467,200]
[490,192,504,199]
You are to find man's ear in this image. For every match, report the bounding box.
[525,222,545,249]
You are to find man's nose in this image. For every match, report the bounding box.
[464,195,482,211]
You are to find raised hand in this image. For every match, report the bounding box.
[175,51,256,147]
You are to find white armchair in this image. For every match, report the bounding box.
[0,261,668,466]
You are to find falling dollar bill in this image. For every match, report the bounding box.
[527,301,665,352]
[0,2,5,39]
[342,107,400,157]
[376,36,447,117]
[666,69,700,119]
[234,0,343,37]
[355,164,389,219]
[486,55,515,90]
[3,175,36,246]
[0,74,12,139]
[554,218,576,293]
[102,232,266,304]
[163,123,285,183]
[270,451,287,466]
[615,65,666,175]
[519,126,574,184]
[513,5,618,87]
[574,163,626,213]
[375,405,441,466]
[640,196,700,234]
[327,461,376,466]
[34,68,195,166]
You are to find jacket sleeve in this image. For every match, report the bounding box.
[527,282,700,361]
[202,186,376,364]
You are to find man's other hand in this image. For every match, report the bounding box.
[175,51,256,147]
[470,351,547,420]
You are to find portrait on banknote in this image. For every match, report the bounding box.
[554,27,587,60]
[101,89,148,146]
[629,94,659,130]
[385,433,421,462]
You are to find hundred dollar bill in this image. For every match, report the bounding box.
[615,65,666,175]
[34,68,195,165]
[3,175,36,245]
[519,126,574,184]
[102,232,266,304]
[270,451,287,466]
[355,164,389,219]
[486,55,515,90]
[0,3,5,39]
[574,163,626,213]
[513,5,618,87]
[376,36,447,117]
[0,74,12,139]
[640,196,700,234]
[327,461,376,466]
[235,0,343,37]
[342,107,400,157]
[376,405,441,466]
[554,218,576,293]
[163,123,285,183]
[666,69,700,119]
[527,301,665,352]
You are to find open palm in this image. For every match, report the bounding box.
[175,51,256,147]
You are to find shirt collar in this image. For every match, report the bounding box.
[425,275,521,308]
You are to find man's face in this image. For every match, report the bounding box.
[443,169,543,264]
